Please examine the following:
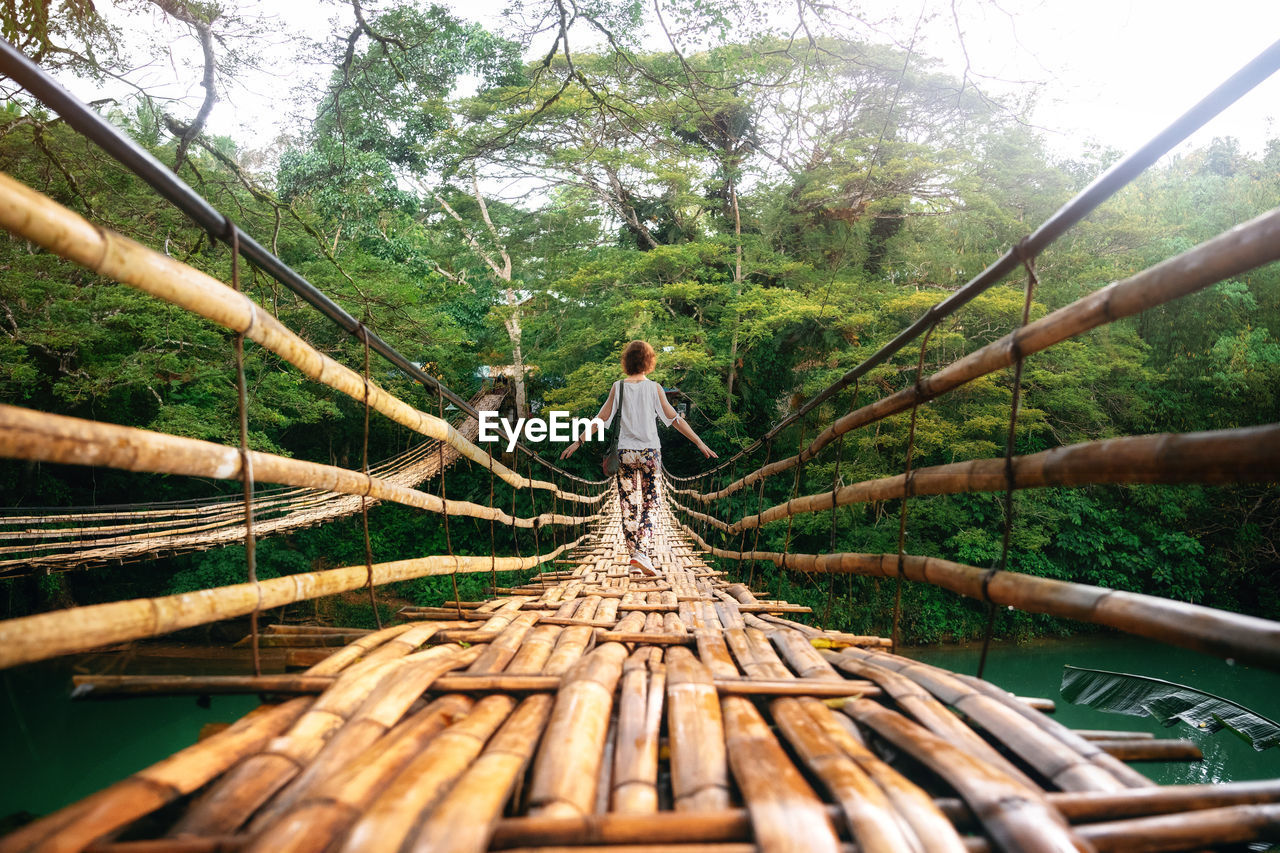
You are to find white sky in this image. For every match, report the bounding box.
[62,0,1280,163]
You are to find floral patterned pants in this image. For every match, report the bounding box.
[617,449,660,555]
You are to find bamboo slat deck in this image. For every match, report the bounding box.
[9,496,1280,853]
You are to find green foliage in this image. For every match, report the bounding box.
[1,11,1277,647]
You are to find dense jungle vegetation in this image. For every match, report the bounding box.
[0,1,1276,642]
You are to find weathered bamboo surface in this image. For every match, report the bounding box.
[7,499,1278,853]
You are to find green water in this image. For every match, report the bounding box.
[0,657,259,821]
[1,634,1278,823]
[902,634,1280,786]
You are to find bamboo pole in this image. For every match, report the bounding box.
[1049,779,1280,822]
[845,698,1090,853]
[403,694,555,853]
[467,612,542,673]
[695,203,1280,502]
[665,647,730,812]
[770,697,920,852]
[168,658,401,835]
[69,672,887,701]
[245,646,481,832]
[0,534,584,670]
[822,650,1041,791]
[490,811,758,848]
[528,643,628,818]
[721,694,842,852]
[479,780,1280,848]
[505,624,564,674]
[611,649,665,813]
[0,405,598,530]
[241,694,473,853]
[75,800,1280,853]
[0,172,601,504]
[798,697,963,851]
[853,650,1151,789]
[339,694,518,853]
[728,424,1280,532]
[1087,739,1202,762]
[680,522,1280,670]
[1074,803,1280,852]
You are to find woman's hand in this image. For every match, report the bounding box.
[698,442,718,459]
[559,440,581,460]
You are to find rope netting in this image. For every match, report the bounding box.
[0,392,502,574]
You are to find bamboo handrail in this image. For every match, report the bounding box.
[0,534,586,670]
[0,397,510,573]
[678,522,1280,670]
[0,172,603,503]
[691,204,1280,502]
[0,404,601,533]
[714,424,1280,532]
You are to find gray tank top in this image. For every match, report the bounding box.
[602,379,676,450]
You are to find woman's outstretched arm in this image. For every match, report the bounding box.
[560,383,616,459]
[658,387,718,459]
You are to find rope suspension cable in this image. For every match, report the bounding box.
[891,323,937,656]
[977,253,1039,679]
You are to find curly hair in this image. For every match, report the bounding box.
[621,340,657,375]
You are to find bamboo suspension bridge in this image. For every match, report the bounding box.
[2,35,1280,853]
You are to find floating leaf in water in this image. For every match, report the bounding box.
[1060,665,1280,752]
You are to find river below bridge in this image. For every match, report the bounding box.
[1,634,1277,821]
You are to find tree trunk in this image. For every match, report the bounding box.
[504,291,528,417]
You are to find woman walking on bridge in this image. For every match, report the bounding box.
[561,341,716,575]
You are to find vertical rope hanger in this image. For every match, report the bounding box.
[225,221,261,677]
[528,451,543,579]
[823,382,856,626]
[487,449,497,594]
[510,452,528,586]
[550,470,561,569]
[977,251,1040,679]
[781,416,809,587]
[721,458,738,554]
[437,394,461,620]
[746,438,773,590]
[891,323,937,656]
[358,322,382,630]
